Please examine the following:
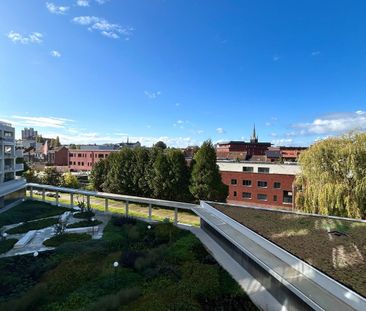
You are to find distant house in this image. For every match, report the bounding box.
[47,146,69,166]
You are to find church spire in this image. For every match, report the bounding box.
[250,124,258,143]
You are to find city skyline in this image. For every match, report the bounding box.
[1,1,366,147]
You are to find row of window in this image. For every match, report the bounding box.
[69,153,108,159]
[233,191,272,201]
[230,179,281,189]
[69,161,93,166]
[242,166,270,173]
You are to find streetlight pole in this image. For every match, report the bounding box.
[113,261,119,288]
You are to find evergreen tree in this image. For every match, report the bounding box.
[296,132,366,219]
[154,141,167,149]
[90,159,108,191]
[190,140,228,202]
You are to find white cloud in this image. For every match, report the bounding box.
[95,0,109,4]
[144,91,161,99]
[72,16,133,39]
[7,31,43,44]
[271,138,293,146]
[294,111,366,135]
[216,127,225,134]
[273,55,280,61]
[311,51,321,56]
[11,116,72,128]
[76,0,89,6]
[46,2,70,15]
[50,50,61,58]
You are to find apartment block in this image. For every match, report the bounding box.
[218,161,300,209]
[68,149,115,171]
[0,121,26,209]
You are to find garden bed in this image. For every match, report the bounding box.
[211,203,366,297]
[0,239,18,254]
[43,233,91,247]
[6,218,59,234]
[67,220,103,229]
[0,216,257,310]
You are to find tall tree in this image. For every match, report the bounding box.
[154,141,167,149]
[90,159,108,191]
[23,168,39,183]
[190,140,228,202]
[296,132,366,219]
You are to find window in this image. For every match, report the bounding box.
[243,180,252,187]
[69,161,72,165]
[230,179,237,185]
[82,162,84,166]
[243,166,254,172]
[257,194,267,201]
[233,191,237,197]
[273,195,278,202]
[78,153,82,157]
[242,192,251,199]
[283,191,293,204]
[257,181,267,188]
[274,182,281,189]
[77,162,80,165]
[258,167,270,173]
[69,153,73,157]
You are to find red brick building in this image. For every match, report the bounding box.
[68,149,115,171]
[216,126,271,160]
[218,161,300,209]
[47,146,69,166]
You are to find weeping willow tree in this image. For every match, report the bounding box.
[296,132,366,219]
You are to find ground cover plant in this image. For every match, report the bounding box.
[213,203,366,297]
[0,215,258,311]
[0,201,71,228]
[67,219,103,228]
[5,218,59,234]
[0,239,18,254]
[43,233,91,247]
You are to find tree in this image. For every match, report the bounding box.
[90,159,108,191]
[69,144,77,149]
[61,172,79,188]
[55,136,61,147]
[296,132,366,219]
[23,168,39,183]
[190,140,228,202]
[42,167,62,186]
[154,141,167,149]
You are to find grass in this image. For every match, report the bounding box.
[67,220,103,229]
[5,218,59,234]
[43,233,91,247]
[0,239,18,254]
[212,203,366,297]
[73,211,95,219]
[27,192,200,227]
[0,201,71,228]
[0,214,258,310]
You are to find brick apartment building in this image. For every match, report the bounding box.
[218,161,300,209]
[47,146,69,166]
[68,149,115,171]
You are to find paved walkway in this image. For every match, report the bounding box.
[193,206,357,311]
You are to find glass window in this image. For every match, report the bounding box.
[257,194,267,201]
[233,191,237,197]
[230,179,237,185]
[258,167,270,173]
[274,182,281,189]
[243,180,252,187]
[242,192,251,199]
[243,166,254,172]
[257,181,267,188]
[274,195,278,202]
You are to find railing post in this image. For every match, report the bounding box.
[56,191,59,206]
[70,193,74,208]
[42,188,45,201]
[105,198,108,212]
[30,186,33,199]
[174,207,178,225]
[148,204,152,221]
[125,201,129,216]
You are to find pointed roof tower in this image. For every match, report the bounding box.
[250,124,258,143]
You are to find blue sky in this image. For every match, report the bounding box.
[1,0,366,147]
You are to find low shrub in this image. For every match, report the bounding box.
[67,219,102,228]
[43,233,91,247]
[6,218,58,234]
[112,216,137,227]
[120,250,145,269]
[74,211,95,219]
[0,239,18,254]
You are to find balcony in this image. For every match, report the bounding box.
[4,165,14,172]
[15,163,24,171]
[15,149,23,158]
[4,152,15,158]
